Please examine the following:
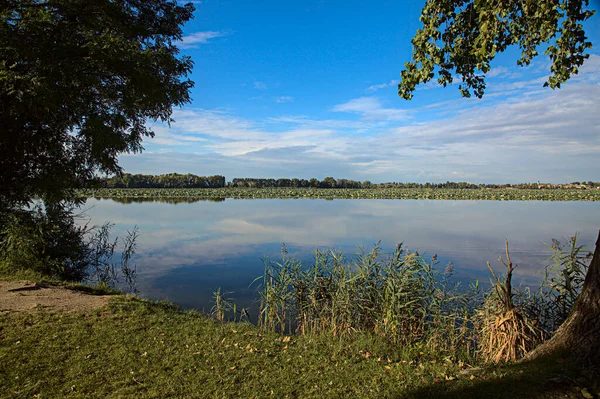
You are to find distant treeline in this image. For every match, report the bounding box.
[101,174,600,190]
[103,173,226,188]
[231,177,365,188]
[230,178,600,189]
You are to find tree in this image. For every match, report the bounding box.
[398,0,595,99]
[523,231,600,382]
[399,0,599,380]
[0,0,195,211]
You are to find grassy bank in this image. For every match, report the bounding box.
[78,187,600,201]
[0,294,588,399]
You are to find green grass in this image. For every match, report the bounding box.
[78,187,600,201]
[0,295,590,399]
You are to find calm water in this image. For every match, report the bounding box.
[80,198,600,311]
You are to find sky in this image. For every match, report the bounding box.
[119,0,600,184]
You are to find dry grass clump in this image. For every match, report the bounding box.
[480,308,543,363]
[479,241,544,363]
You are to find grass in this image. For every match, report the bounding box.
[0,295,590,399]
[78,187,600,201]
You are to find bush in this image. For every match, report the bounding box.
[0,205,90,281]
[0,204,138,291]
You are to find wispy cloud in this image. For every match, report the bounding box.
[253,81,268,90]
[131,56,600,183]
[332,97,409,121]
[178,31,228,49]
[366,79,399,93]
[275,96,294,103]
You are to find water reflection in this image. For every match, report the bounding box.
[79,198,600,311]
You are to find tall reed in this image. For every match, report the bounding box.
[256,243,480,358]
[250,236,590,362]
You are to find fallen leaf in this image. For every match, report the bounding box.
[581,388,593,399]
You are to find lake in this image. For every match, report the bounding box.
[80,198,600,312]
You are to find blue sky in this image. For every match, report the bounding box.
[120,0,600,183]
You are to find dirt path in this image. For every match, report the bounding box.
[0,280,112,313]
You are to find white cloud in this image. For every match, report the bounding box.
[178,31,227,49]
[365,79,399,93]
[129,58,600,183]
[253,81,268,90]
[275,96,294,103]
[332,97,409,121]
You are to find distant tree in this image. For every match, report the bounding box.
[398,0,596,99]
[321,177,337,188]
[1,0,195,211]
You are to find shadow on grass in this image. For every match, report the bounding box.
[64,282,122,296]
[107,295,183,314]
[397,356,587,399]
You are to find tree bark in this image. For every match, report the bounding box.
[524,230,600,378]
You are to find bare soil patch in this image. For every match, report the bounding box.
[0,280,112,313]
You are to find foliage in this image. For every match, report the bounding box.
[0,206,139,291]
[521,234,592,335]
[104,173,226,188]
[543,235,591,326]
[79,187,600,201]
[0,296,587,399]
[0,205,90,281]
[399,0,596,99]
[0,0,195,209]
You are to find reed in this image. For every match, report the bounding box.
[256,243,480,358]
[242,236,590,364]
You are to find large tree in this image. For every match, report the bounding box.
[398,0,595,99]
[0,0,195,211]
[399,0,599,381]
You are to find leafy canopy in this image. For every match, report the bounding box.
[398,0,596,99]
[0,0,195,209]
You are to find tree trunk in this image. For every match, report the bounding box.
[524,230,600,378]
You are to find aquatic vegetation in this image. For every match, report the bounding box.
[256,243,481,359]
[79,187,600,201]
[252,237,593,363]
